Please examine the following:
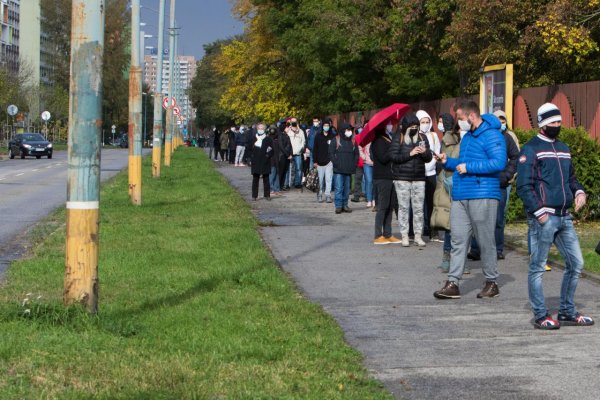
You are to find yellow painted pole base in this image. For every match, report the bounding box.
[129,155,142,205]
[165,142,172,166]
[152,146,162,178]
[64,207,99,313]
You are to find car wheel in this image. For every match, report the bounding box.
[20,150,25,159]
[9,148,14,159]
[48,154,52,159]
[36,155,41,159]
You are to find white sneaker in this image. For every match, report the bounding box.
[414,235,426,247]
[366,201,372,207]
[401,236,410,247]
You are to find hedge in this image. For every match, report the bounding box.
[506,127,600,223]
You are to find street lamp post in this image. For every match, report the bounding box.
[128,0,143,205]
[164,0,176,166]
[151,0,166,177]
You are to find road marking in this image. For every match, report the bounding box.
[46,166,53,169]
[32,169,40,172]
[0,178,5,181]
[16,173,24,176]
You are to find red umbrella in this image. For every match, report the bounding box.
[355,103,411,146]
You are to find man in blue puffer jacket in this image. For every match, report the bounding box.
[434,100,506,300]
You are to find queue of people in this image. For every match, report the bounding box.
[210,101,593,330]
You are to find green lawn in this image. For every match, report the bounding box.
[0,148,391,399]
[505,222,600,275]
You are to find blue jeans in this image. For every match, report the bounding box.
[443,230,452,253]
[334,173,351,209]
[363,164,373,202]
[269,166,280,192]
[527,215,584,320]
[470,186,508,255]
[292,155,302,186]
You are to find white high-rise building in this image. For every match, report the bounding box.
[0,0,20,76]
[144,54,197,124]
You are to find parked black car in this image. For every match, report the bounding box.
[8,133,53,159]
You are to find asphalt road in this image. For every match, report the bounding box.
[0,148,145,277]
[218,160,600,400]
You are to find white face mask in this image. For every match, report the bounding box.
[385,124,393,133]
[437,122,445,132]
[313,122,319,127]
[458,119,471,132]
[344,130,353,138]
[420,123,431,133]
[257,130,265,135]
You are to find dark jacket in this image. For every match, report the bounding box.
[516,134,584,218]
[250,135,274,175]
[228,131,237,150]
[371,132,393,180]
[500,131,519,188]
[235,130,246,146]
[278,132,292,160]
[389,131,432,181]
[329,135,359,175]
[313,131,333,166]
[213,130,220,148]
[307,125,321,151]
[445,114,507,201]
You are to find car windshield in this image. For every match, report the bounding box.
[23,134,46,142]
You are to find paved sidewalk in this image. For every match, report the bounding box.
[216,160,600,400]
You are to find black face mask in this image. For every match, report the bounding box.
[544,125,561,139]
[291,122,298,127]
[407,127,418,136]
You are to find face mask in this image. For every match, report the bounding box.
[437,122,445,132]
[385,124,393,133]
[458,119,471,132]
[543,125,561,139]
[408,127,418,136]
[420,123,431,133]
[257,130,265,135]
[291,122,298,127]
[501,123,507,131]
[357,128,363,134]
[323,126,330,132]
[344,130,353,138]
[313,122,319,127]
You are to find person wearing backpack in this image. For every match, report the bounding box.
[329,123,359,214]
[313,120,334,203]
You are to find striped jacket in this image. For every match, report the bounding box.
[516,134,584,219]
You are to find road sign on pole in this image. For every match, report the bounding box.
[7,105,18,116]
[41,111,51,121]
[162,96,176,110]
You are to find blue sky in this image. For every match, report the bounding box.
[140,0,245,61]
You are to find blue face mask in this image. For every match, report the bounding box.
[501,123,507,131]
[323,126,330,132]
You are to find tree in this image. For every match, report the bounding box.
[188,40,235,129]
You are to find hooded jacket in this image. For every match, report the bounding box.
[389,114,432,181]
[416,110,440,177]
[444,114,507,201]
[329,131,359,175]
[313,130,333,166]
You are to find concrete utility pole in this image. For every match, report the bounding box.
[128,0,143,205]
[164,0,175,166]
[152,0,166,177]
[64,0,105,313]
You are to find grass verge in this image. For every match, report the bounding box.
[505,222,600,274]
[0,148,391,399]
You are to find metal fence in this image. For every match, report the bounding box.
[1,124,68,147]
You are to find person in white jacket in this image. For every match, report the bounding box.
[416,110,442,241]
[287,117,306,188]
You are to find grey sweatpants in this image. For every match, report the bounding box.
[317,162,333,195]
[448,199,499,284]
[235,145,245,164]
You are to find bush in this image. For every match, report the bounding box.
[506,127,600,223]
